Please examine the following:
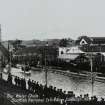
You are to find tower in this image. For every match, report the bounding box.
[0,24,2,75]
[0,24,1,44]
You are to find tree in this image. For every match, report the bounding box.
[59,38,68,47]
[9,39,22,51]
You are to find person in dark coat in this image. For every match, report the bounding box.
[28,79,31,91]
[7,73,12,84]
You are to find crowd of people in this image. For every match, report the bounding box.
[14,76,26,90]
[1,73,104,105]
[13,75,68,99]
[6,73,105,102]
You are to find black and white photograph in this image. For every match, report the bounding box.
[0,0,105,105]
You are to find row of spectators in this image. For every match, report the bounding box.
[6,73,105,105]
[14,76,26,90]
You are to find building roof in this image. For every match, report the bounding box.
[79,45,105,52]
[75,36,92,45]
[76,36,105,45]
[90,37,105,44]
[66,46,84,54]
[15,46,58,56]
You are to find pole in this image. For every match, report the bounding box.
[45,47,47,87]
[0,24,2,76]
[100,45,102,62]
[8,41,11,73]
[0,24,1,44]
[44,45,48,102]
[90,53,93,97]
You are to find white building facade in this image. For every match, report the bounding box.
[58,46,84,62]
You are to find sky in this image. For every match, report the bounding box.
[0,0,105,40]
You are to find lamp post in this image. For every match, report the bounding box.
[90,52,94,97]
[9,49,12,74]
[86,43,94,97]
[45,53,47,87]
[44,43,48,102]
[86,52,94,97]
[8,41,12,74]
[45,43,48,87]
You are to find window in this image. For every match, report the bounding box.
[61,51,64,54]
